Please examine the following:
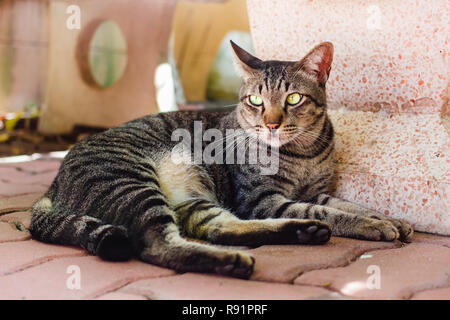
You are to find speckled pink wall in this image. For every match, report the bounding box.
[246,0,449,235]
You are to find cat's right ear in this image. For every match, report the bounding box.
[290,42,334,86]
[230,40,261,80]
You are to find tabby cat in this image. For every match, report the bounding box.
[30,41,413,279]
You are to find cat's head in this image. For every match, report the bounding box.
[231,40,333,147]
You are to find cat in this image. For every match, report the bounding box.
[30,41,413,279]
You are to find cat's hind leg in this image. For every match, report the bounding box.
[137,205,255,279]
[176,198,331,246]
[127,154,253,278]
[30,197,133,261]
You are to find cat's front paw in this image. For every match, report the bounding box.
[280,220,331,244]
[352,218,400,241]
[369,215,413,241]
[214,252,255,279]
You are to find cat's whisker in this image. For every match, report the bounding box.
[218,103,239,109]
[213,133,249,161]
[293,128,330,146]
[205,130,246,150]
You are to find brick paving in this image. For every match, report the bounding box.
[295,243,450,299]
[0,156,449,300]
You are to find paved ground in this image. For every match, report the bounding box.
[0,156,449,300]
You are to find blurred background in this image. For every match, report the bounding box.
[0,0,253,156]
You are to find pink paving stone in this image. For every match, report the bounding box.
[0,211,31,229]
[248,237,401,283]
[411,287,450,300]
[0,240,86,275]
[0,256,175,300]
[120,273,332,300]
[0,222,30,243]
[0,167,21,180]
[411,232,450,249]
[95,292,146,300]
[294,243,450,300]
[0,181,48,197]
[0,159,62,174]
[0,192,43,214]
[0,167,57,186]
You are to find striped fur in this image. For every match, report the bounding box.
[30,42,412,279]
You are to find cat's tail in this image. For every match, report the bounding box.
[29,196,133,261]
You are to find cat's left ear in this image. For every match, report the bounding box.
[291,42,334,86]
[230,40,262,80]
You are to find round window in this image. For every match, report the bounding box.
[87,20,128,88]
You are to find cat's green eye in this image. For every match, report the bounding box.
[286,93,302,106]
[249,95,263,106]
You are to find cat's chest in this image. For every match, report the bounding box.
[228,156,333,204]
[279,159,333,200]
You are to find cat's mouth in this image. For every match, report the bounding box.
[238,114,305,147]
[248,127,297,148]
[248,126,319,149]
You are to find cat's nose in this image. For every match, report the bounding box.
[266,122,280,131]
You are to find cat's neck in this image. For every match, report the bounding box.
[281,115,333,157]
